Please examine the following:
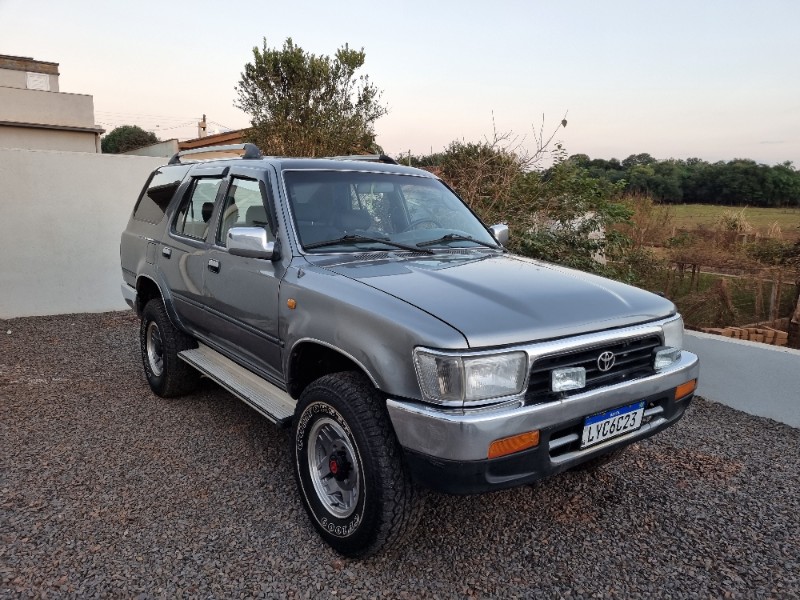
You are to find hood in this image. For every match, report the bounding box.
[319,251,675,348]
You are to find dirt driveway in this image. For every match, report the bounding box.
[2,312,798,598]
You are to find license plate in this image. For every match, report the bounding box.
[581,401,645,449]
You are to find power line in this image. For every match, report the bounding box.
[208,120,237,131]
[94,110,201,122]
[151,120,197,132]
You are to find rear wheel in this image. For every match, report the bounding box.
[140,299,199,397]
[292,372,421,557]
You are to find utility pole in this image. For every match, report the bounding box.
[198,114,207,138]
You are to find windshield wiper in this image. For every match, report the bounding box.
[304,234,433,254]
[416,233,504,251]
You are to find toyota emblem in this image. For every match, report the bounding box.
[597,351,616,372]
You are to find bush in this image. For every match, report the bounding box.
[101,125,159,154]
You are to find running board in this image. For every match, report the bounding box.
[179,344,295,425]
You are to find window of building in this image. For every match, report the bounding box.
[26,72,50,91]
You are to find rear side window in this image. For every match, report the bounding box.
[173,178,224,239]
[132,166,190,224]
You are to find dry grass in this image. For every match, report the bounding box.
[668,204,800,241]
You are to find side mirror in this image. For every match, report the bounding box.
[227,227,276,260]
[489,224,510,246]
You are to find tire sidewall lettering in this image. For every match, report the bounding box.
[296,400,366,539]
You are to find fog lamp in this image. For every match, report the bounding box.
[551,367,586,392]
[654,347,682,370]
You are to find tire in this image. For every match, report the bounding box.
[292,372,422,558]
[140,299,199,398]
[571,447,627,473]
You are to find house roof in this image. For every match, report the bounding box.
[178,129,247,151]
[0,54,59,76]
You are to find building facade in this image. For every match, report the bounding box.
[0,54,104,152]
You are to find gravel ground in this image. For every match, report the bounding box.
[2,311,798,599]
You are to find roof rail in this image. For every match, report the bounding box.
[325,154,399,165]
[168,143,262,165]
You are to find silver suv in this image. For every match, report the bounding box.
[120,143,699,557]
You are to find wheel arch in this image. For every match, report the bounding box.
[135,274,184,331]
[287,339,380,399]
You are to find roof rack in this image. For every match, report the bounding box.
[168,143,262,165]
[325,154,399,165]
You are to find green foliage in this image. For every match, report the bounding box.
[517,160,632,276]
[568,154,800,208]
[411,135,636,278]
[744,238,798,266]
[101,125,159,154]
[235,37,387,157]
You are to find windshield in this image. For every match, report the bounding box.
[283,170,500,253]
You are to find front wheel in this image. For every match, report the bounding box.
[292,372,421,557]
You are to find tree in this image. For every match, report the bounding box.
[101,125,159,154]
[621,153,656,169]
[235,37,387,157]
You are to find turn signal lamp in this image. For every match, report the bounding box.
[674,379,697,400]
[488,430,540,459]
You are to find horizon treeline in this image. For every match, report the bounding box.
[563,153,800,207]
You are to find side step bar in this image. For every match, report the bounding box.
[179,344,295,425]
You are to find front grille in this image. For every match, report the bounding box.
[526,335,661,405]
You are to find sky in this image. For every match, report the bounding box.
[1,0,798,166]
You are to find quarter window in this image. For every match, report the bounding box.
[132,166,190,224]
[173,178,223,239]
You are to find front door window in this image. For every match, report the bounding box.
[216,178,273,246]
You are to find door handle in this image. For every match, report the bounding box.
[208,259,220,273]
[161,247,172,258]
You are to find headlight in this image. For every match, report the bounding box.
[414,349,527,406]
[662,315,684,349]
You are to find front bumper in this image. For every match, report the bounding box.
[387,350,699,494]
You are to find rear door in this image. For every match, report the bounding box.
[158,167,227,335]
[202,167,284,383]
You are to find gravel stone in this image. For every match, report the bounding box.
[1,311,798,598]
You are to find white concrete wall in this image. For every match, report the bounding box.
[0,70,59,92]
[0,148,165,318]
[685,331,800,428]
[123,139,179,158]
[0,86,97,128]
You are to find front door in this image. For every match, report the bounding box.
[202,169,284,384]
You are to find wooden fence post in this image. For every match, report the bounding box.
[769,272,780,323]
[755,278,764,322]
[789,285,800,350]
